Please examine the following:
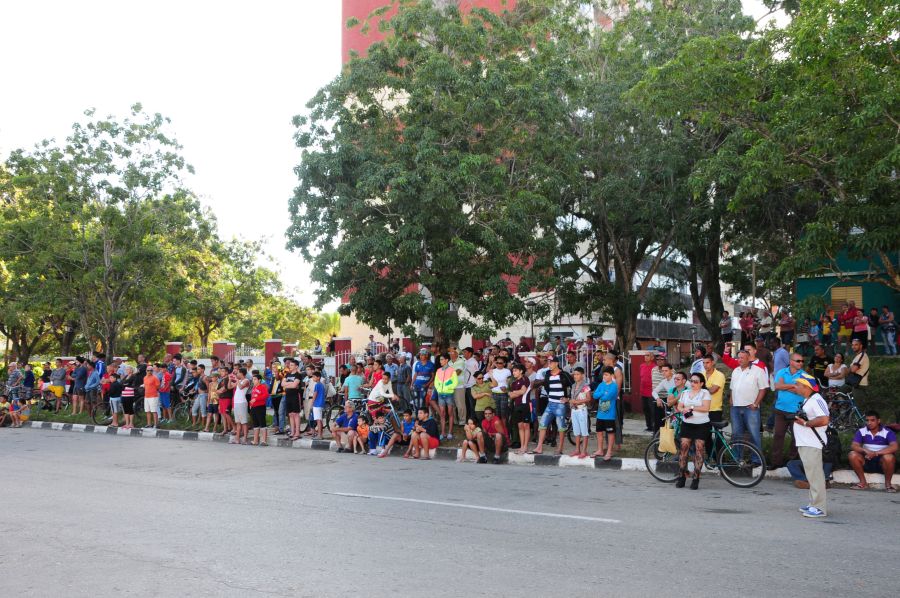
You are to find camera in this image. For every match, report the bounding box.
[684,410,694,419]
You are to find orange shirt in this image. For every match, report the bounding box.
[144,374,160,398]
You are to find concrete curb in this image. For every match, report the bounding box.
[18,420,896,488]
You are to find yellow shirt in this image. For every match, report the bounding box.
[705,369,727,412]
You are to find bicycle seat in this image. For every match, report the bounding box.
[711,421,729,430]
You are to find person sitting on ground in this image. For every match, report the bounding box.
[409,408,439,460]
[9,398,30,428]
[354,416,370,455]
[367,413,394,456]
[0,394,10,428]
[366,371,394,419]
[459,418,481,462]
[848,410,897,493]
[476,406,509,464]
[331,401,359,453]
[591,367,618,460]
[381,409,414,458]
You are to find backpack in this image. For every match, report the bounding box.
[822,426,842,468]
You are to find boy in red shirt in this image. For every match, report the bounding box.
[249,373,269,446]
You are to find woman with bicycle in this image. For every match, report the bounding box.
[675,372,712,489]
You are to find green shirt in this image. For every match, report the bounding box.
[472,382,494,411]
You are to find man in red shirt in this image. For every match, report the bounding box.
[721,342,769,376]
[639,353,656,432]
[143,365,161,429]
[477,406,509,464]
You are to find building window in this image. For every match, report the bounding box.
[830,286,863,309]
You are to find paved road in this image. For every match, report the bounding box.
[2,429,897,598]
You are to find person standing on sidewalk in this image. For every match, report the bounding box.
[651,362,675,433]
[639,353,656,432]
[728,350,769,464]
[792,376,830,518]
[770,353,807,470]
[143,364,161,429]
[448,347,468,426]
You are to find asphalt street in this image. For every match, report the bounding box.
[1,428,897,598]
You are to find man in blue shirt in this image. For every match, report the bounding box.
[92,351,107,380]
[771,338,790,375]
[330,401,359,452]
[770,352,808,470]
[412,352,435,412]
[84,362,102,409]
[311,371,327,439]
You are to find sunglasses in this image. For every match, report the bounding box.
[690,380,702,384]
[792,359,804,363]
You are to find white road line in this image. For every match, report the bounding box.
[326,492,620,523]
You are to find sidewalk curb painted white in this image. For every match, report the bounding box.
[17,420,896,488]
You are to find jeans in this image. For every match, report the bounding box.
[396,384,413,410]
[412,386,428,412]
[730,406,763,464]
[539,401,567,431]
[191,394,208,417]
[882,328,897,355]
[278,394,287,431]
[771,408,798,467]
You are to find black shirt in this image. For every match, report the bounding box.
[419,418,439,437]
[108,381,124,398]
[809,355,831,387]
[283,372,301,400]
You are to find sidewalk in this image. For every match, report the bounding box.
[14,420,897,489]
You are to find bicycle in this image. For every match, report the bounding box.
[90,394,113,425]
[644,412,766,488]
[31,388,71,416]
[824,387,864,432]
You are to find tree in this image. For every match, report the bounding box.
[638,0,900,296]
[554,0,752,350]
[1,105,214,357]
[225,294,316,348]
[289,1,560,350]
[182,240,280,350]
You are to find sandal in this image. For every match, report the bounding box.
[850,483,868,490]
[886,486,897,493]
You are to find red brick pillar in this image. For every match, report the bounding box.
[212,341,230,361]
[264,339,283,366]
[401,337,414,354]
[283,343,297,357]
[165,341,182,357]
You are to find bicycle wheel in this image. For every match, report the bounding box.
[717,440,766,488]
[172,402,191,428]
[91,400,112,425]
[644,438,680,483]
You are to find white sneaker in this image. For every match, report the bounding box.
[800,506,826,518]
[367,449,378,456]
[376,448,385,456]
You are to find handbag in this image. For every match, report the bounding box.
[658,419,677,454]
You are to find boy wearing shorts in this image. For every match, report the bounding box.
[204,373,220,433]
[569,367,592,459]
[143,365,161,429]
[107,373,124,428]
[381,409,414,458]
[508,363,531,455]
[249,373,269,446]
[592,366,618,460]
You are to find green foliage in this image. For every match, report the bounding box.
[862,357,900,422]
[290,0,561,349]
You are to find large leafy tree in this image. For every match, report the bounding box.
[288,1,561,350]
[639,0,900,297]
[1,105,214,357]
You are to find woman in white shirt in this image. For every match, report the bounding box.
[676,372,712,490]
[230,368,251,445]
[824,352,849,388]
[367,372,395,418]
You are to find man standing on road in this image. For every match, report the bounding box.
[792,376,830,518]
[728,350,768,463]
[143,364,161,429]
[771,353,808,470]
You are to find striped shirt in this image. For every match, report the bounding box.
[545,372,570,403]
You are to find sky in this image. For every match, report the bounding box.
[0,0,783,310]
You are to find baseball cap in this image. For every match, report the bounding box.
[795,375,819,391]
[547,355,560,363]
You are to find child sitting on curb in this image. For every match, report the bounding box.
[354,416,370,454]
[459,418,481,462]
[381,409,414,458]
[367,413,394,456]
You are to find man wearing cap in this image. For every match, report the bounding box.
[771,352,808,470]
[793,376,830,517]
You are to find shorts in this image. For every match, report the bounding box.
[680,421,711,441]
[595,419,615,434]
[513,403,531,423]
[49,385,64,398]
[159,392,171,409]
[218,398,233,414]
[286,396,301,414]
[122,397,135,415]
[312,406,323,421]
[483,432,507,455]
[233,402,249,424]
[73,385,85,396]
[250,405,267,428]
[427,435,440,450]
[207,403,219,415]
[144,396,160,413]
[192,395,208,417]
[571,408,589,437]
[109,397,122,414]
[862,456,886,474]
[437,393,454,408]
[539,401,567,431]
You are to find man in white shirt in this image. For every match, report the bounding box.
[462,347,480,420]
[485,356,512,422]
[729,350,769,461]
[651,362,676,431]
[792,376,830,518]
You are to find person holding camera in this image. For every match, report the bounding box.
[675,372,712,489]
[792,376,830,518]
